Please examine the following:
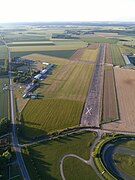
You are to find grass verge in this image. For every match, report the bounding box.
[22,131,97,179]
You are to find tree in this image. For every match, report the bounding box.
[0,117,10,135]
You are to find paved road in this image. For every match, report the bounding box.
[81,44,105,127]
[60,154,89,180]
[101,138,135,180]
[8,48,30,180]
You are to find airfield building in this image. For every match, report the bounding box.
[24,83,39,94]
[34,63,54,79]
[122,54,131,65]
[23,63,54,97]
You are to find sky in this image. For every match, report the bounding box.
[0,0,135,23]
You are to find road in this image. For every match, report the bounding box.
[8,48,30,180]
[81,44,105,127]
[101,137,135,180]
[60,154,89,180]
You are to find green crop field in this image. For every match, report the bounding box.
[82,37,118,44]
[119,45,135,54]
[23,99,83,137]
[63,157,100,180]
[0,77,9,119]
[0,46,8,59]
[23,53,70,65]
[111,44,125,66]
[22,59,94,137]
[22,131,98,180]
[114,153,135,178]
[11,49,75,59]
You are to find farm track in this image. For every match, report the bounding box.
[81,44,105,127]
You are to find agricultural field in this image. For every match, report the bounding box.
[22,57,94,137]
[80,48,98,62]
[105,43,112,64]
[102,66,119,123]
[82,36,118,44]
[0,46,8,59]
[22,99,83,137]
[7,41,55,46]
[111,44,125,66]
[113,153,135,178]
[70,43,99,62]
[103,68,135,132]
[0,77,9,119]
[11,49,76,59]
[70,48,85,60]
[9,42,86,52]
[23,53,70,65]
[119,45,135,54]
[22,131,98,180]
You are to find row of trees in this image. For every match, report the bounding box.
[0,117,10,136]
[13,70,40,83]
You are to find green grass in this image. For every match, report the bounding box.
[63,157,100,180]
[23,99,83,137]
[102,67,119,123]
[113,153,135,178]
[22,131,97,180]
[22,63,94,137]
[119,140,135,150]
[0,76,9,119]
[82,37,118,44]
[0,46,8,59]
[10,164,23,180]
[8,43,55,46]
[111,44,125,66]
[119,45,135,54]
[16,49,76,59]
[39,50,75,59]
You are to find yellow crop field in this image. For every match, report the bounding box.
[80,49,98,62]
[9,43,86,52]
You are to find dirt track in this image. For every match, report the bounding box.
[103,67,135,132]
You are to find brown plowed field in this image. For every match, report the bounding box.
[103,67,135,132]
[70,48,85,60]
[102,67,119,123]
[105,43,112,64]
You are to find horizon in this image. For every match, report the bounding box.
[0,0,135,23]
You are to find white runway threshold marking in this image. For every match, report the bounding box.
[86,107,92,115]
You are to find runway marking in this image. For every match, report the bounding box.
[86,107,92,115]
